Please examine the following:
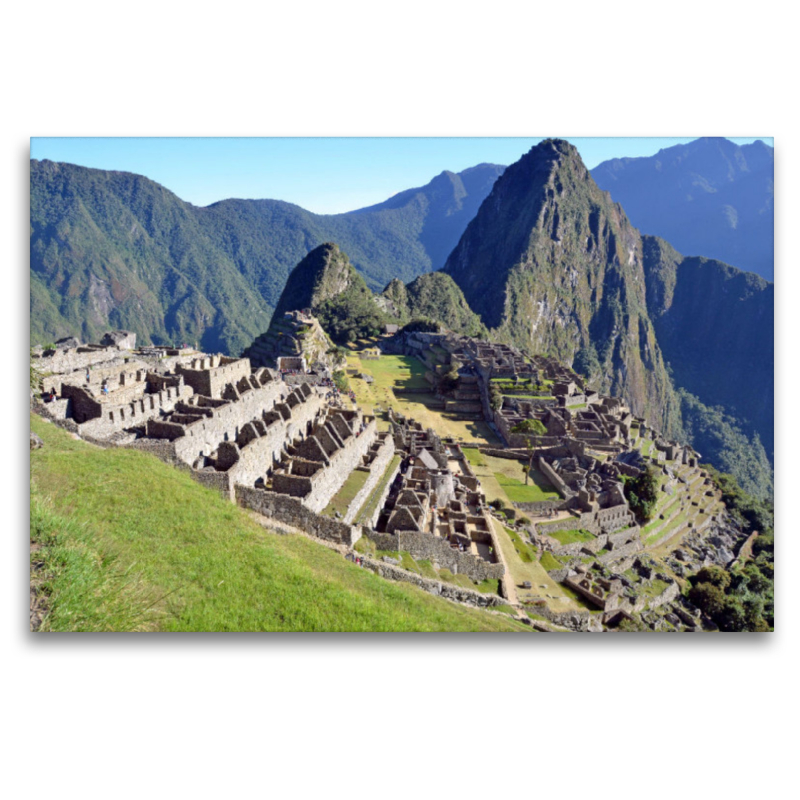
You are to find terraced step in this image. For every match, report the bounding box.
[643,498,693,545]
[644,496,682,536]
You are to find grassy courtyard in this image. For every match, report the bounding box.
[463,448,560,505]
[547,528,595,545]
[346,352,500,444]
[490,519,582,611]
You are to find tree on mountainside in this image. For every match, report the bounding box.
[511,419,547,436]
[572,344,601,381]
[624,466,659,522]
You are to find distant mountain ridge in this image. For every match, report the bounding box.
[30,159,504,355]
[591,137,774,280]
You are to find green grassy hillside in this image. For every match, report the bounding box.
[29,414,524,632]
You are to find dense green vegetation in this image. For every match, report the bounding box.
[572,343,601,382]
[684,468,774,631]
[623,466,660,523]
[381,272,487,337]
[702,465,774,541]
[316,287,391,344]
[30,159,503,354]
[679,389,773,501]
[511,418,547,436]
[333,370,350,392]
[399,318,442,334]
[643,235,773,467]
[29,414,523,632]
[687,564,773,632]
[262,243,394,345]
[256,244,487,348]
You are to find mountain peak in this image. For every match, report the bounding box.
[443,138,680,433]
[270,242,365,321]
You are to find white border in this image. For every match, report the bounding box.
[5,2,797,798]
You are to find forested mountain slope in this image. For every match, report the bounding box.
[30,159,503,354]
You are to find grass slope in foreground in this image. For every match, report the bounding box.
[29,414,524,632]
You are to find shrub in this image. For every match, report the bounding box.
[691,565,731,591]
[333,370,349,392]
[401,318,441,334]
[439,366,460,393]
[716,598,748,632]
[511,418,547,436]
[624,466,659,522]
[688,583,726,618]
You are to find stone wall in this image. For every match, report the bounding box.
[514,499,564,514]
[538,457,570,499]
[535,514,585,536]
[362,530,505,582]
[152,380,306,467]
[177,356,251,399]
[191,469,234,501]
[32,346,128,375]
[530,606,603,632]
[63,383,195,439]
[215,392,322,486]
[301,418,379,513]
[598,539,643,564]
[535,503,633,538]
[343,435,395,524]
[359,558,506,608]
[363,458,402,530]
[235,485,361,546]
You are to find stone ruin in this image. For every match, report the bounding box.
[361,411,504,583]
[32,331,396,553]
[31,327,737,629]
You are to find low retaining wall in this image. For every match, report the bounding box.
[514,499,564,514]
[364,530,504,582]
[235,485,361,546]
[478,447,527,461]
[359,558,506,609]
[536,515,584,535]
[598,539,643,564]
[528,606,602,632]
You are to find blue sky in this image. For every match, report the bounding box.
[30,136,773,215]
